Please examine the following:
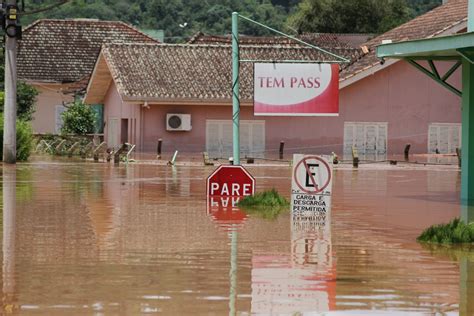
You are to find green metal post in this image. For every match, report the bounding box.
[469,0,474,32]
[232,12,240,165]
[461,60,474,222]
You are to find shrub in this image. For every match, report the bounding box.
[237,189,290,220]
[0,114,34,161]
[15,120,34,161]
[417,218,474,244]
[61,101,97,135]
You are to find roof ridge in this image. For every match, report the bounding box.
[114,21,160,43]
[101,42,359,52]
[364,0,466,47]
[302,32,376,36]
[22,19,42,33]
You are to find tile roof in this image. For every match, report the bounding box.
[94,43,354,102]
[188,32,370,65]
[341,0,467,82]
[188,31,372,49]
[18,19,158,85]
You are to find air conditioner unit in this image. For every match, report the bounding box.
[166,113,192,131]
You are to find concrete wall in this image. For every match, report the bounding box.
[31,83,74,134]
[101,60,462,156]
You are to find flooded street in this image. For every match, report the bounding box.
[0,158,470,315]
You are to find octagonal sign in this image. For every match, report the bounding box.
[207,165,255,197]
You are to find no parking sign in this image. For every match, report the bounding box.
[292,155,332,196]
[291,154,333,229]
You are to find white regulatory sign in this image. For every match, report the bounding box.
[291,154,332,196]
[291,154,333,228]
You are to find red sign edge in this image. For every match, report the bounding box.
[206,165,256,197]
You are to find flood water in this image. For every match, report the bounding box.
[0,158,471,315]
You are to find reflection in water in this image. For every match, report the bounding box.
[421,243,474,316]
[461,203,474,223]
[460,258,474,316]
[251,197,333,314]
[0,161,468,314]
[229,230,237,316]
[3,166,17,313]
[207,196,248,232]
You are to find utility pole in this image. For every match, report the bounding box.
[3,0,20,164]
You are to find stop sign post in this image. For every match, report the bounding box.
[207,165,255,197]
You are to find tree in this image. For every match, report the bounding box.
[61,101,96,135]
[16,82,39,121]
[288,0,411,34]
[0,81,38,121]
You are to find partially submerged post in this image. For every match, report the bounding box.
[404,143,411,161]
[352,145,359,168]
[202,152,214,166]
[113,143,128,164]
[168,150,178,166]
[157,138,162,159]
[457,147,462,168]
[279,141,285,159]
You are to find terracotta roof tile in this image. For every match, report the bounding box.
[18,19,158,85]
[100,43,357,101]
[188,32,371,65]
[188,31,372,48]
[340,0,467,82]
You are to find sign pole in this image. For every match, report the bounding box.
[232,12,240,165]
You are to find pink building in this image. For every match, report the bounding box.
[84,0,466,158]
[17,19,158,135]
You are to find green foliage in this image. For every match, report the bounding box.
[0,82,38,121]
[17,82,39,121]
[23,0,289,40]
[16,120,35,161]
[0,114,34,161]
[407,0,441,17]
[288,0,411,34]
[22,0,442,40]
[417,218,474,244]
[60,101,97,135]
[16,167,34,202]
[238,189,290,219]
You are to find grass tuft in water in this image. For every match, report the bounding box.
[237,189,290,220]
[417,218,474,244]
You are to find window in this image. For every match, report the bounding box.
[206,120,265,158]
[428,123,461,154]
[344,122,387,158]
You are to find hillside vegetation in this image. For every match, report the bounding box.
[22,0,442,40]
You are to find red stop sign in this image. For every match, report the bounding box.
[207,165,255,197]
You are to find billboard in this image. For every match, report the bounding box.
[253,63,339,116]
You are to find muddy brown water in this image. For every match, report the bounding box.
[0,158,470,315]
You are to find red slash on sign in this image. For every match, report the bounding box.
[293,156,332,194]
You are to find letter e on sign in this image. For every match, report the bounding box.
[291,154,332,195]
